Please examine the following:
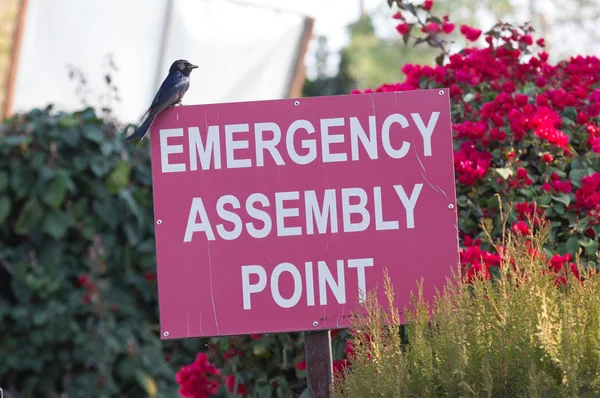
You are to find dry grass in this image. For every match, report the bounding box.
[333,203,600,397]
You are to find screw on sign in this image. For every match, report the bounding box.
[147,89,458,396]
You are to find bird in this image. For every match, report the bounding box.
[125,59,198,142]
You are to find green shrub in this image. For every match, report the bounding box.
[333,204,600,397]
[0,106,183,397]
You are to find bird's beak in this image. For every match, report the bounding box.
[190,64,199,69]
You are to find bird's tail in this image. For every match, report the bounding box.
[124,112,157,142]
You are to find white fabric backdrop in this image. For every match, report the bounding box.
[10,0,309,124]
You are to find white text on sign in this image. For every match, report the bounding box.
[241,257,374,310]
[158,112,440,172]
[183,184,423,242]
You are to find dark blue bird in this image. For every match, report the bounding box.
[125,59,198,142]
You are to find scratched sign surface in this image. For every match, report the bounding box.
[150,89,459,339]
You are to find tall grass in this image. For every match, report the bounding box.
[333,205,600,397]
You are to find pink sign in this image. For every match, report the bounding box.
[150,90,459,339]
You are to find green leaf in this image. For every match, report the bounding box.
[100,140,115,155]
[57,127,80,147]
[0,195,11,223]
[0,171,8,193]
[72,155,88,171]
[435,53,445,66]
[569,168,590,188]
[42,211,74,239]
[549,221,563,244]
[32,311,48,326]
[495,168,513,179]
[3,135,29,146]
[82,124,104,143]
[119,189,144,226]
[551,195,571,207]
[57,115,79,127]
[566,237,580,255]
[258,385,275,398]
[538,195,552,206]
[93,199,119,229]
[554,203,565,215]
[14,198,44,235]
[580,238,599,258]
[73,197,89,219]
[105,160,131,194]
[41,173,70,208]
[387,0,394,7]
[426,16,442,24]
[11,279,33,304]
[133,370,157,397]
[413,37,427,47]
[89,155,111,177]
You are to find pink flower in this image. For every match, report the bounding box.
[511,221,530,236]
[442,22,455,34]
[296,359,306,371]
[176,353,220,398]
[575,173,600,215]
[225,374,248,397]
[460,242,500,281]
[344,341,356,359]
[422,22,441,34]
[520,34,533,45]
[333,359,349,375]
[514,202,544,223]
[460,24,482,41]
[530,106,569,148]
[453,142,491,186]
[395,23,410,36]
[541,153,553,164]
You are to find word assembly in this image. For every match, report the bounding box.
[183,184,424,242]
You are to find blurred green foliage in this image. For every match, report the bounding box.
[0,106,176,397]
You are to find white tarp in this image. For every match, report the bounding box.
[10,0,309,124]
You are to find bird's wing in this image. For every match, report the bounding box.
[140,74,178,121]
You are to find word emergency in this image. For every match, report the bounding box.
[158,112,440,172]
